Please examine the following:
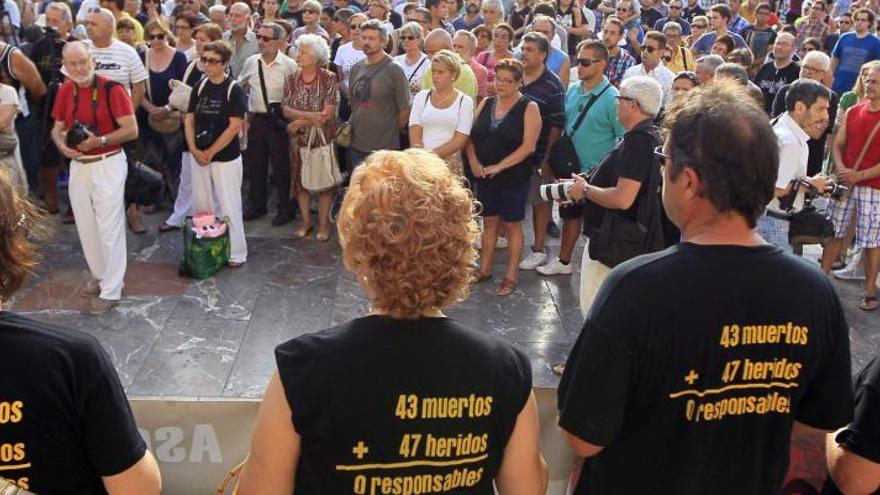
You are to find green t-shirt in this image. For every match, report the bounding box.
[421,62,478,102]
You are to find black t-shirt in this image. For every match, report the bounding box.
[754,61,801,113]
[275,315,532,494]
[822,354,880,495]
[186,75,247,161]
[583,120,660,232]
[683,4,705,22]
[641,8,663,28]
[558,243,854,495]
[0,312,146,494]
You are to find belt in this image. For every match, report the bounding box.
[76,149,122,164]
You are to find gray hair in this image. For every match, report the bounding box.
[696,54,725,72]
[296,33,331,64]
[399,21,423,39]
[90,7,116,31]
[259,22,284,40]
[531,13,557,30]
[715,62,749,85]
[802,49,831,71]
[620,75,662,117]
[230,2,252,15]
[208,4,227,14]
[625,0,641,17]
[359,19,388,39]
[425,27,453,48]
[302,0,322,12]
[481,0,505,17]
[454,29,477,49]
[46,1,72,22]
[662,20,682,34]
[62,40,92,58]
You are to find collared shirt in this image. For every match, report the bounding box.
[665,43,696,73]
[522,67,566,165]
[768,111,810,212]
[223,30,261,78]
[727,14,751,36]
[564,76,625,172]
[623,62,676,105]
[654,16,692,35]
[605,48,635,88]
[237,51,298,113]
[795,18,828,49]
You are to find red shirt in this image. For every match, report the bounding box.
[51,76,134,156]
[843,102,880,189]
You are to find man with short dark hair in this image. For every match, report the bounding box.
[757,79,833,251]
[742,2,777,63]
[100,0,144,42]
[558,81,854,495]
[691,4,748,54]
[425,0,454,35]
[824,13,853,53]
[238,22,298,224]
[654,0,692,35]
[726,0,752,36]
[623,31,675,105]
[831,8,880,96]
[602,16,635,87]
[518,32,566,271]
[795,0,829,50]
[682,0,705,24]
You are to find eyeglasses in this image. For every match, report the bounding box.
[617,95,636,101]
[349,23,362,29]
[641,45,658,53]
[201,56,223,64]
[802,65,824,74]
[669,5,681,9]
[616,7,630,11]
[176,24,191,30]
[400,35,417,40]
[256,34,277,41]
[654,146,670,163]
[693,23,707,28]
[577,57,602,67]
[303,8,319,13]
[148,33,165,40]
[181,0,196,4]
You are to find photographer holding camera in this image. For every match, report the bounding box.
[50,41,138,315]
[564,75,665,315]
[757,79,834,252]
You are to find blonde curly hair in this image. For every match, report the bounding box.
[337,149,479,320]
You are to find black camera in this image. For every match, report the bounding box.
[539,174,588,203]
[195,129,217,150]
[66,122,94,148]
[827,182,849,200]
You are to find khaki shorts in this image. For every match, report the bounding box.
[527,169,554,206]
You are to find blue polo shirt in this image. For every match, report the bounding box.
[564,77,626,172]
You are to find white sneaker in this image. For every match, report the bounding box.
[496,236,508,249]
[536,258,573,275]
[833,265,866,280]
[519,250,548,270]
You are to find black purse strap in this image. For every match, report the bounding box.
[569,82,611,135]
[408,55,428,82]
[257,58,272,112]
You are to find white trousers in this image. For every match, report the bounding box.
[191,155,247,263]
[69,152,128,300]
[579,239,612,318]
[166,152,224,227]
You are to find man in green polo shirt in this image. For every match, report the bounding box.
[421,28,478,100]
[538,39,625,277]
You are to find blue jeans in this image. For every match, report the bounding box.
[757,214,792,252]
[347,148,372,170]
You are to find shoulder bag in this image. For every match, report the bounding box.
[300,126,342,191]
[257,59,289,129]
[547,82,611,178]
[144,49,182,134]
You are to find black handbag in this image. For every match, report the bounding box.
[788,202,834,244]
[258,60,288,130]
[547,83,611,178]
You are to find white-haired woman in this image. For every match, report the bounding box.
[283,34,339,241]
[291,0,330,47]
[481,0,505,30]
[392,21,428,95]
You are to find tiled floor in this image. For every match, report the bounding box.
[8,206,880,398]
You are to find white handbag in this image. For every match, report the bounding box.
[300,126,342,191]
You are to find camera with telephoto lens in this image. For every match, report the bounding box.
[539,174,588,203]
[66,122,95,148]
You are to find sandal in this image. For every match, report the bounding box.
[316,229,331,242]
[859,295,879,312]
[158,222,179,233]
[470,269,491,285]
[294,224,314,238]
[496,278,517,297]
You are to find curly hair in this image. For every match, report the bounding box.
[337,149,478,320]
[0,168,50,302]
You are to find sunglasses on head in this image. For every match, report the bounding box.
[257,34,277,41]
[577,57,601,67]
[201,56,223,64]
[149,33,165,40]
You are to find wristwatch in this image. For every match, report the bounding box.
[100,136,107,147]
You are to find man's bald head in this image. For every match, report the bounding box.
[228,2,252,31]
[424,28,453,57]
[86,8,115,43]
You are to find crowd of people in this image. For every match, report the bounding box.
[0,0,880,491]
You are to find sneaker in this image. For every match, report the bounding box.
[519,250,548,270]
[496,237,508,249]
[88,297,118,315]
[833,265,866,280]
[536,258,573,276]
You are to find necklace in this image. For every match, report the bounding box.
[431,89,456,107]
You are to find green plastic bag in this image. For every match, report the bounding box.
[178,217,230,279]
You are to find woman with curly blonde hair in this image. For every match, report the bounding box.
[237,149,548,494]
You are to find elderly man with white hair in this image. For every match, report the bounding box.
[224,2,260,76]
[566,75,666,315]
[771,50,839,178]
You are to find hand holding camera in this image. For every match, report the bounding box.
[66,122,101,153]
[539,174,589,203]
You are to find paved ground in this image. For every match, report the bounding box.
[8,205,880,398]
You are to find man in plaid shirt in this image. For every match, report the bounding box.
[602,16,635,86]
[727,0,752,35]
[796,0,830,49]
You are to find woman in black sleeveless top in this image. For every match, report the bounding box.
[237,149,548,494]
[467,58,540,297]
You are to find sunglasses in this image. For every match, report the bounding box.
[577,57,602,67]
[201,56,223,64]
[400,35,417,40]
[669,5,681,8]
[616,95,636,103]
[176,24,191,29]
[256,34,277,41]
[693,23,707,28]
[641,45,658,53]
[148,33,165,40]
[303,8,319,13]
[350,23,362,29]
[654,146,670,163]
